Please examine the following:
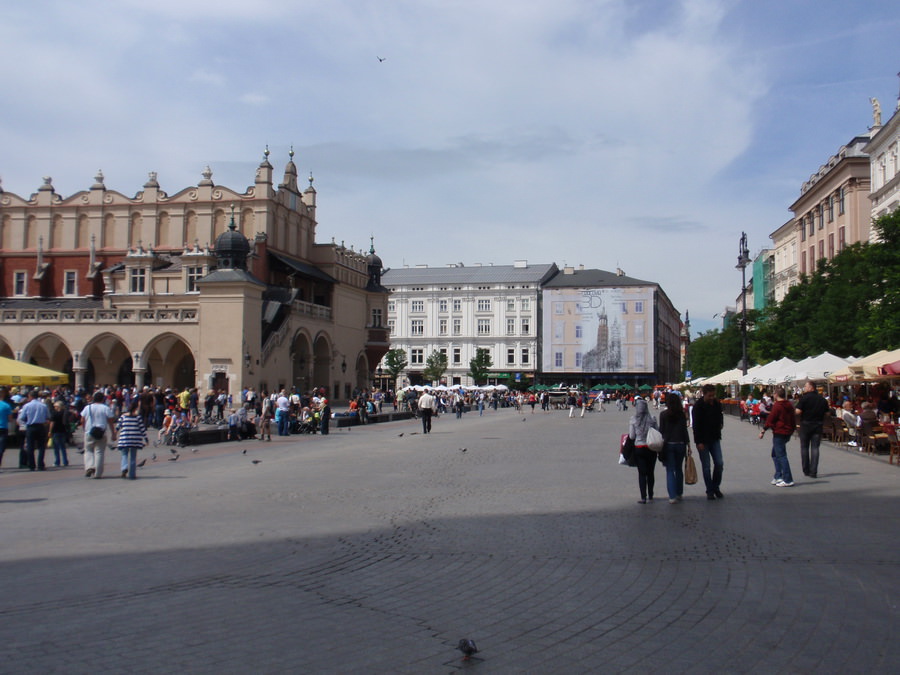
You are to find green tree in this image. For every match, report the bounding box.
[382,348,408,389]
[423,350,448,385]
[468,348,492,385]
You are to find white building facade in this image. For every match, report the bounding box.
[864,96,900,238]
[382,261,557,388]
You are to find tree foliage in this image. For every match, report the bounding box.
[423,350,448,385]
[383,348,408,387]
[689,210,900,372]
[468,348,492,385]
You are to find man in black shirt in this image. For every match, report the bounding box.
[692,384,725,500]
[795,381,829,478]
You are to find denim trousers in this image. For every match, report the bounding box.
[799,422,821,476]
[771,433,793,483]
[663,442,687,499]
[120,446,139,479]
[52,431,69,466]
[697,439,724,495]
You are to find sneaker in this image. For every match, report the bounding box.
[668,498,678,504]
[848,441,857,447]
[771,478,780,485]
[776,480,794,487]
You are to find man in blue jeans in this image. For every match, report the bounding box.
[692,384,725,500]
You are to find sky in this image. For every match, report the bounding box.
[2,0,899,338]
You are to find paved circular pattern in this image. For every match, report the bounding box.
[1,408,898,673]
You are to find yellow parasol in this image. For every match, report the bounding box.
[0,356,69,387]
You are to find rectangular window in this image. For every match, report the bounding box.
[575,352,582,368]
[453,319,461,335]
[507,348,515,365]
[817,204,824,229]
[506,298,515,311]
[800,251,807,275]
[387,319,395,335]
[371,308,383,327]
[521,348,529,365]
[635,301,644,313]
[634,322,644,339]
[63,271,77,296]
[554,302,563,314]
[411,319,424,336]
[411,300,424,313]
[14,271,27,296]
[575,325,583,339]
[186,266,203,293]
[453,299,462,312]
[439,299,448,313]
[439,318,448,335]
[477,299,491,312]
[477,319,491,335]
[554,321,563,340]
[410,348,424,365]
[506,318,515,335]
[800,219,806,242]
[453,347,461,364]
[827,196,834,222]
[388,301,395,313]
[521,318,530,335]
[838,226,846,251]
[635,349,645,368]
[130,268,146,294]
[808,215,814,237]
[521,298,530,311]
[554,352,563,368]
[818,240,824,261]
[838,187,845,215]
[828,234,835,259]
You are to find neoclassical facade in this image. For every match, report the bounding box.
[787,134,871,277]
[864,96,900,236]
[0,151,389,400]
[382,261,558,388]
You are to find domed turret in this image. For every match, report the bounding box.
[365,237,384,290]
[214,207,250,270]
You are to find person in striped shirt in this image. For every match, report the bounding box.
[116,399,148,480]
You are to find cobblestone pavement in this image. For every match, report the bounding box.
[1,408,898,674]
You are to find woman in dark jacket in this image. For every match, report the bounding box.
[659,392,690,503]
[49,401,70,467]
[759,388,795,486]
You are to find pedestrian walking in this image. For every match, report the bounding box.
[692,384,725,500]
[795,381,828,479]
[629,398,659,504]
[759,387,796,487]
[418,389,436,434]
[18,389,50,471]
[659,392,689,503]
[117,399,148,480]
[49,400,70,467]
[81,391,116,478]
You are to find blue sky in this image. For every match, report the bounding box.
[2,0,899,338]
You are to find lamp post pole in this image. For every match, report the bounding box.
[736,232,751,376]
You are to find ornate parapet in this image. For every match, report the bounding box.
[1,308,199,324]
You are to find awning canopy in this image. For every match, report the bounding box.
[0,357,69,387]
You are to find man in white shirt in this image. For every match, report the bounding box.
[417,389,437,434]
[276,390,290,436]
[82,391,116,478]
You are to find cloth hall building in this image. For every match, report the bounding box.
[0,152,389,400]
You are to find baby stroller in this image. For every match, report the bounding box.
[293,416,318,434]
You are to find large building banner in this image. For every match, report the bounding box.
[542,286,655,374]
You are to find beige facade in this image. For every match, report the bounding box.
[0,152,389,400]
[787,135,871,277]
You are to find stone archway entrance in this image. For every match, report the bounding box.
[144,335,196,390]
[290,333,312,393]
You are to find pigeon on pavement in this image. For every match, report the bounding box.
[168,454,179,461]
[457,638,478,660]
[251,460,262,465]
[137,459,147,468]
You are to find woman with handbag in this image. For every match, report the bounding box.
[629,398,659,504]
[659,392,690,503]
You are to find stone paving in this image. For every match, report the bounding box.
[1,406,898,674]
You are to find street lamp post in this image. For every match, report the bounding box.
[736,232,751,376]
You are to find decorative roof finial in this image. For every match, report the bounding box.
[308,172,314,188]
[264,144,270,159]
[229,203,237,230]
[369,235,375,254]
[289,145,295,160]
